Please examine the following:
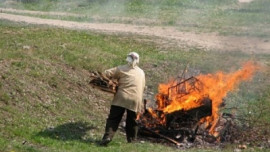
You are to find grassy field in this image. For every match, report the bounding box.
[0,20,269,152]
[0,0,270,152]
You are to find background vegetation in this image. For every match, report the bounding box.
[1,0,270,37]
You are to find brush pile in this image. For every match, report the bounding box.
[89,71,118,94]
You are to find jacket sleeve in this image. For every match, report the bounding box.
[103,67,119,79]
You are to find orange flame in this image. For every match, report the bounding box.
[154,61,259,134]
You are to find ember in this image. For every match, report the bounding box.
[137,61,259,146]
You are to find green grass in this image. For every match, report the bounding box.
[1,0,270,37]
[0,18,269,152]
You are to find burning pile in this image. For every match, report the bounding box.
[137,61,259,146]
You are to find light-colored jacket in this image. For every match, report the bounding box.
[104,64,145,112]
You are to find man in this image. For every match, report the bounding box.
[100,52,145,146]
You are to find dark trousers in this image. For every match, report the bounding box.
[102,105,138,143]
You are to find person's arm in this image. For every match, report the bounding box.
[103,67,118,79]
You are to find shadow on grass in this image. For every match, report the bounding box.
[36,121,100,144]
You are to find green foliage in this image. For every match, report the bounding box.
[18,0,40,3]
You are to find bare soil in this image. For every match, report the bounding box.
[0,8,269,54]
[238,0,254,3]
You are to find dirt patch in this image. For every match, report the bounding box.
[238,0,254,3]
[0,8,81,17]
[0,10,269,54]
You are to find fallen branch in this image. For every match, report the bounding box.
[140,126,182,146]
[89,71,118,94]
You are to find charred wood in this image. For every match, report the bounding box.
[165,97,212,129]
[139,126,182,146]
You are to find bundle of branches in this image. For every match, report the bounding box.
[89,71,118,94]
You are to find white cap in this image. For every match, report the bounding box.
[128,52,139,62]
[126,52,139,67]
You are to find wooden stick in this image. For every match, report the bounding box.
[89,71,118,94]
[141,127,181,146]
